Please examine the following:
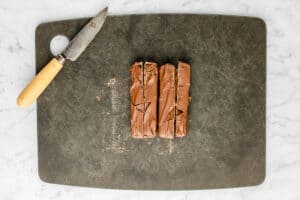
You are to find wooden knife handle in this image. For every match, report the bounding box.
[17,57,64,108]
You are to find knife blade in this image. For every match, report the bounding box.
[17,7,108,108]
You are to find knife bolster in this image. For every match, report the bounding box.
[56,54,66,64]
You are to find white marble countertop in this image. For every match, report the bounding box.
[0,0,300,199]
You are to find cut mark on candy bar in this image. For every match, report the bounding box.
[176,108,183,116]
[167,107,176,121]
[135,103,145,113]
[144,102,151,112]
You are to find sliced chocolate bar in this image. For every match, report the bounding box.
[176,62,191,137]
[158,64,176,139]
[143,62,158,138]
[130,62,144,138]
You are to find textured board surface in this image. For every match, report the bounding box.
[36,14,266,190]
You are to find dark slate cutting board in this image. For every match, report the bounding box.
[36,14,266,190]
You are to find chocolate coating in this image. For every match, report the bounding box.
[130,62,144,138]
[176,62,191,137]
[158,64,176,138]
[143,62,158,138]
[130,62,158,138]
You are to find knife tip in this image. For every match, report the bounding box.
[95,6,108,18]
[102,6,108,14]
[92,6,108,22]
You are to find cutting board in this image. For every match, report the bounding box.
[36,14,266,190]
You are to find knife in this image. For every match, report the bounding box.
[17,7,108,108]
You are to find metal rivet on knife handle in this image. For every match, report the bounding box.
[17,7,108,108]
